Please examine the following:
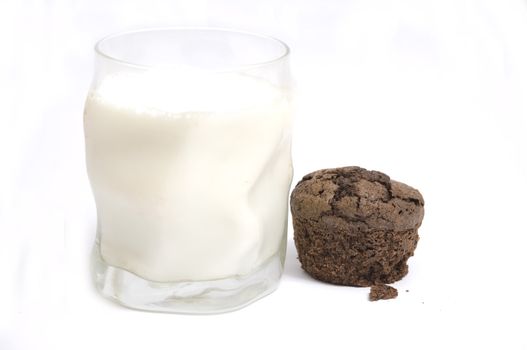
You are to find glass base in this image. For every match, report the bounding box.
[91,244,284,314]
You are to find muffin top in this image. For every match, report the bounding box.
[290,166,424,232]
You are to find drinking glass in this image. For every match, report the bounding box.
[84,28,293,313]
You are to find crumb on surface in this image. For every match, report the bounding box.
[369,284,398,301]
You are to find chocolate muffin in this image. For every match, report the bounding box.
[290,166,424,287]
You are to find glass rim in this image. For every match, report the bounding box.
[94,27,290,72]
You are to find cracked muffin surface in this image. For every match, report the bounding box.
[290,166,424,287]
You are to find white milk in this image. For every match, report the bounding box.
[84,72,292,282]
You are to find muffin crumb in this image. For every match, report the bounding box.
[369,284,398,301]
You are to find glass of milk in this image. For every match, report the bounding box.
[84,28,293,313]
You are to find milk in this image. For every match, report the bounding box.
[84,72,292,282]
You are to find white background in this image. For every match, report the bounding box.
[1,0,527,349]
